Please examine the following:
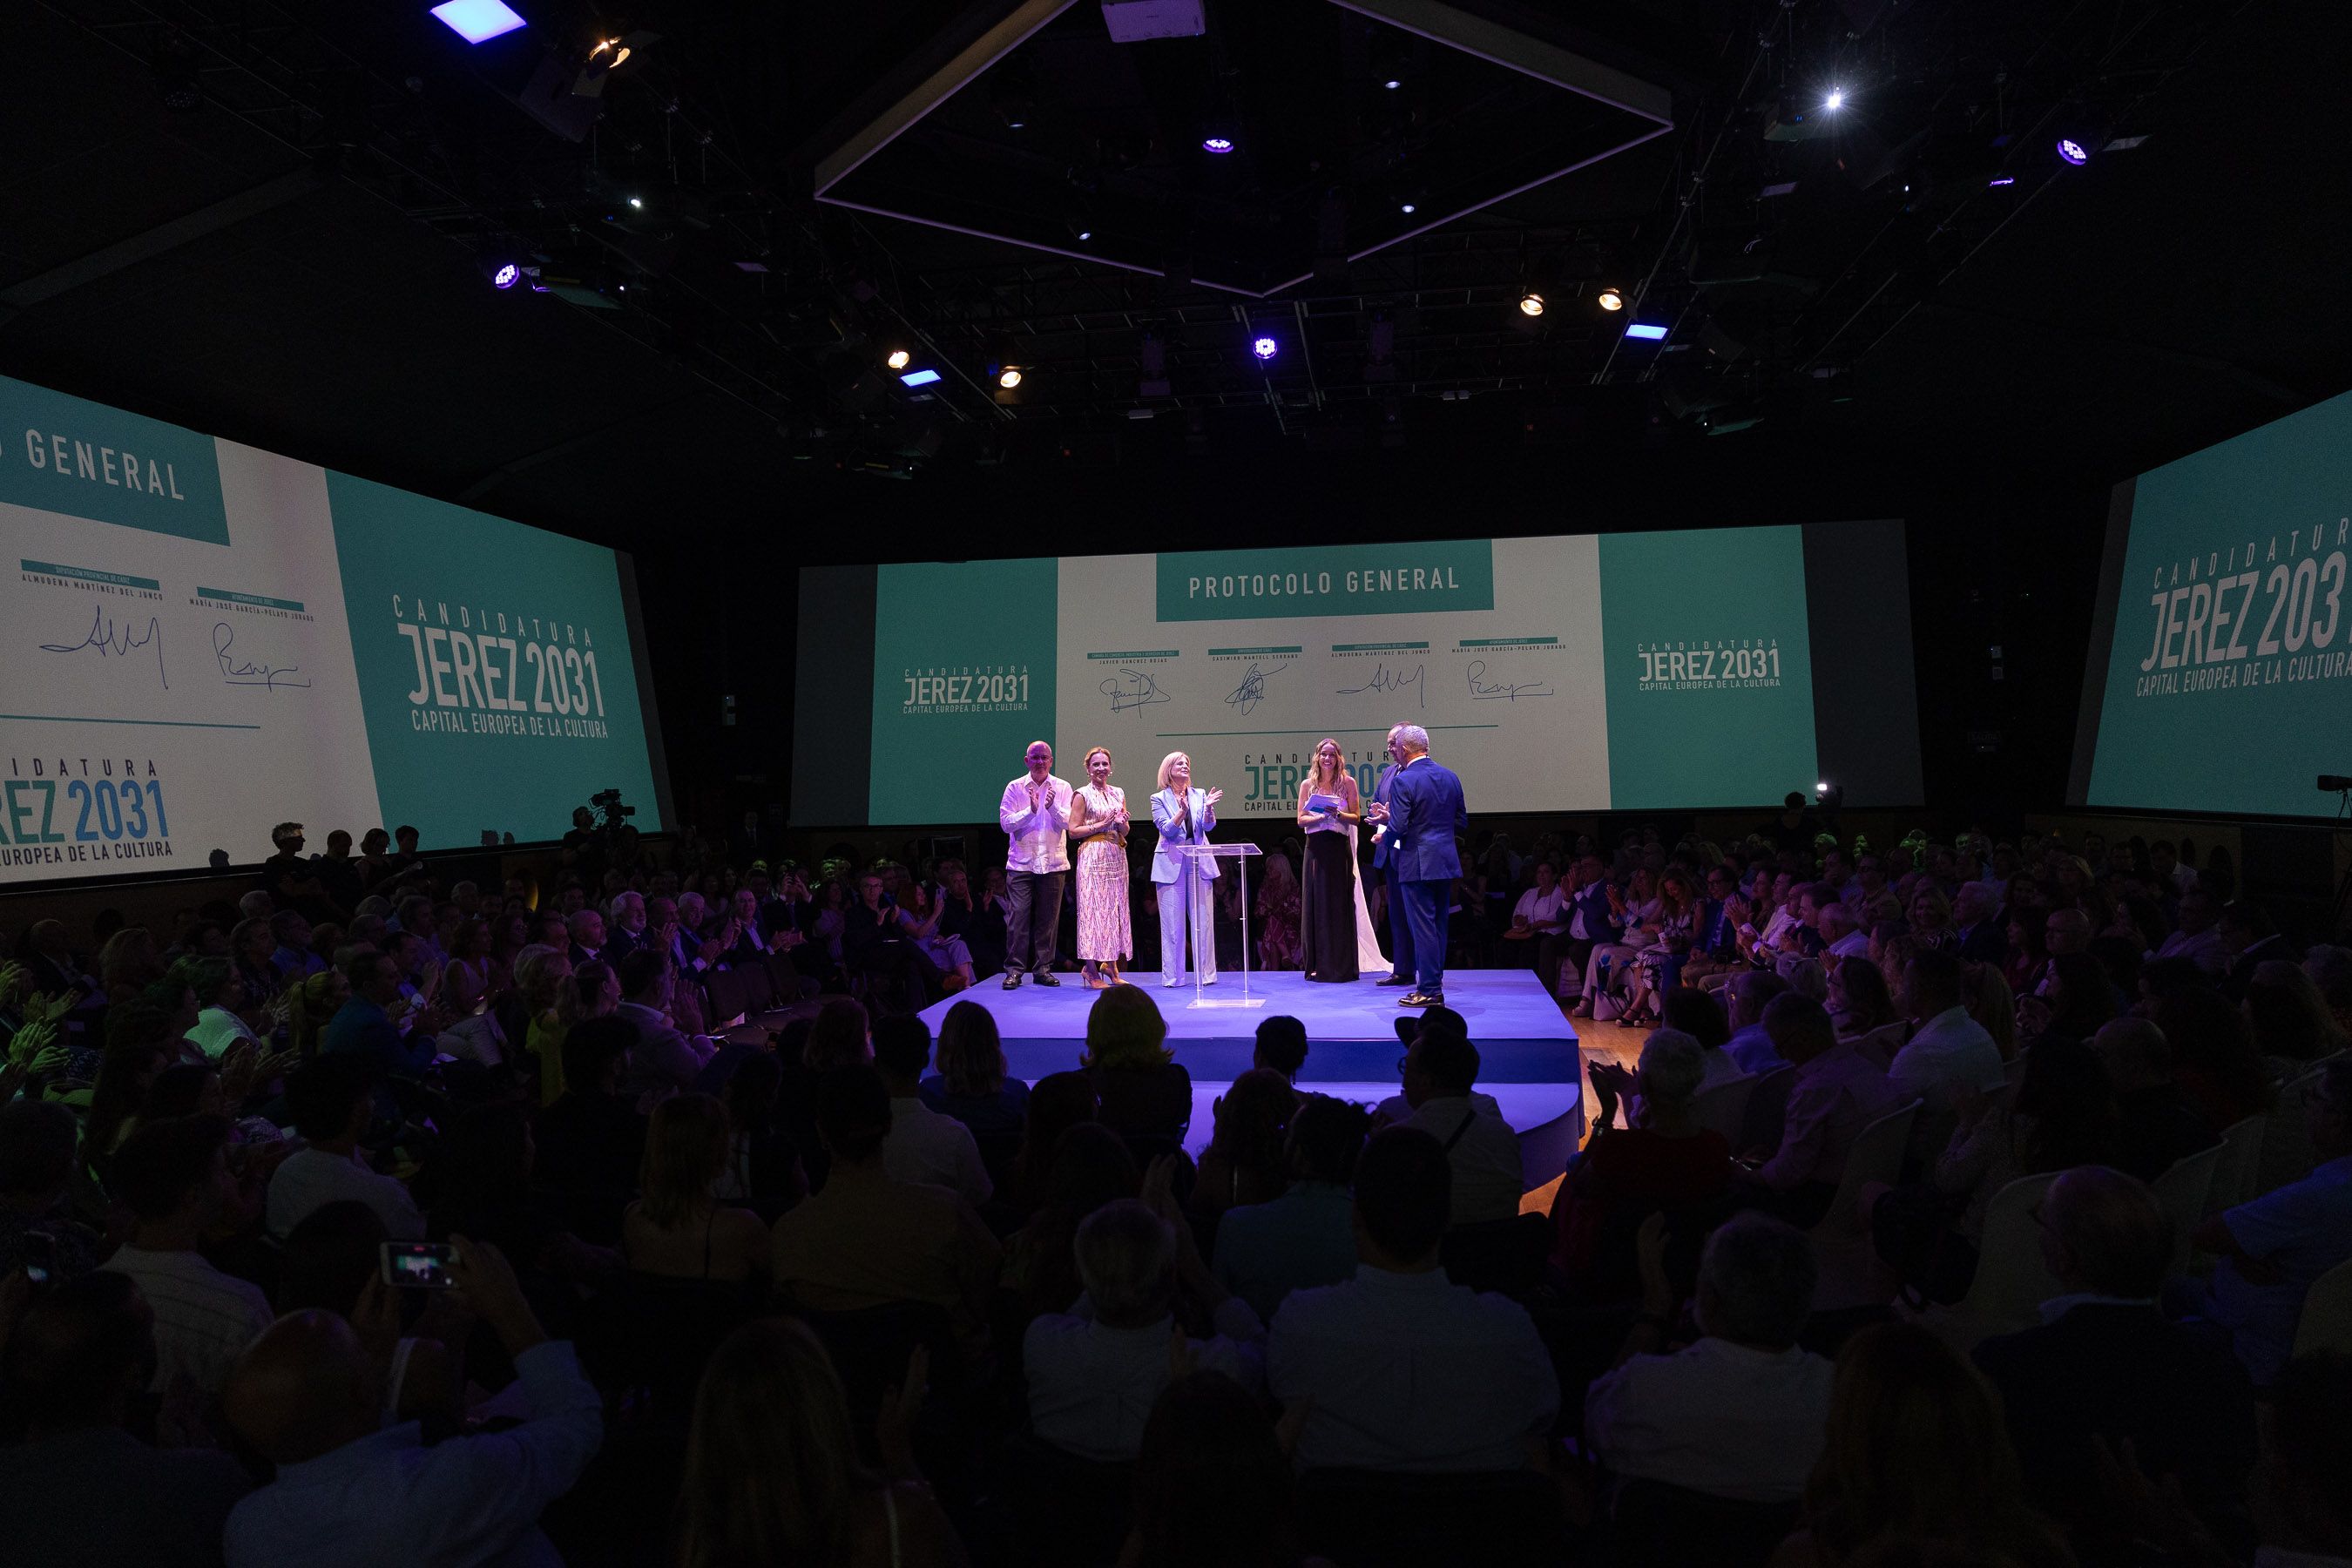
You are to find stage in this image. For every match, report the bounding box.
[915,969,1587,1186]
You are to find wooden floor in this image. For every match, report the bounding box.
[1521,1007,1652,1216]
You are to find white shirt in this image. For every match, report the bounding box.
[99,1246,274,1445]
[882,1097,993,1206]
[998,773,1072,875]
[1268,1266,1559,1472]
[2152,925,2227,975]
[186,1008,261,1062]
[1584,1337,1836,1503]
[1403,1096,1525,1226]
[1024,1294,1267,1462]
[1828,930,1871,958]
[1888,1006,2006,1108]
[1513,886,1566,929]
[266,1147,426,1242]
[226,1341,602,1568]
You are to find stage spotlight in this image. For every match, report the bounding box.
[1595,287,1625,312]
[1400,199,1417,215]
[1382,78,1402,91]
[1986,175,2016,188]
[1823,88,1846,112]
[1517,289,1546,318]
[490,261,522,289]
[1251,335,1279,362]
[626,196,644,209]
[997,367,1024,389]
[1624,321,1668,341]
[886,348,911,371]
[1203,135,1234,154]
[2057,137,2090,166]
[899,368,943,388]
[430,0,525,44]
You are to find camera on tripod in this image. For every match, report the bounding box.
[588,787,636,828]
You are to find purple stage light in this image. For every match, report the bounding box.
[1202,136,1234,154]
[2057,138,2089,166]
[1987,176,2016,188]
[429,0,526,44]
[490,262,520,289]
[1252,336,1278,361]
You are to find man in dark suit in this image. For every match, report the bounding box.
[1367,730,1416,989]
[1371,725,1466,1008]
[1952,880,2010,968]
[1975,1165,2255,1562]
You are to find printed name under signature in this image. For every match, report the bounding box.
[213,622,310,691]
[40,603,167,689]
[1336,660,1426,707]
[1101,668,1170,713]
[1466,659,1554,701]
[1223,660,1287,715]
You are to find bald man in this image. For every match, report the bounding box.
[222,1236,601,1568]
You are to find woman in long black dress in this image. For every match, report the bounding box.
[1295,737,1362,983]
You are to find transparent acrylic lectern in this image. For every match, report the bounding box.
[1173,842,1263,1010]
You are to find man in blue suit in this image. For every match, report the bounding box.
[1369,724,1466,1007]
[1367,727,1417,989]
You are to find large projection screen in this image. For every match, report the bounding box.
[795,520,1921,824]
[1,373,671,883]
[2072,387,2352,818]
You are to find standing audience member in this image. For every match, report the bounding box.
[1212,1095,1370,1321]
[872,1015,992,1206]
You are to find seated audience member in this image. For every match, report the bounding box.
[872,1014,992,1206]
[273,1201,461,1429]
[1918,1035,2120,1260]
[2021,951,2119,1050]
[1213,1095,1370,1321]
[98,1115,274,1447]
[1735,995,1902,1227]
[266,1055,423,1241]
[2151,888,2227,975]
[674,1316,963,1568]
[1193,1067,1295,1216]
[2304,943,2352,1039]
[1660,984,1747,1092]
[1826,958,1904,1055]
[1082,985,1193,1149]
[222,1237,602,1568]
[1007,1070,1103,1215]
[1559,1031,1732,1298]
[1585,1213,1833,1504]
[1966,959,2022,1062]
[1125,1371,1313,1568]
[0,1273,253,1565]
[713,1052,807,1213]
[1005,1122,1140,1323]
[1398,1027,1524,1227]
[183,958,263,1063]
[1253,1013,1311,1086]
[1268,1125,1559,1472]
[1725,970,1793,1074]
[566,907,607,970]
[1889,949,2007,1112]
[804,996,874,1070]
[917,998,1031,1142]
[2154,986,2274,1134]
[614,950,713,1105]
[532,1017,649,1246]
[1775,1323,2072,1568]
[268,909,324,983]
[621,1092,769,1283]
[1952,880,2008,967]
[1974,1166,2255,1563]
[1025,1196,1267,1463]
[2190,1057,2352,1385]
[0,1098,105,1283]
[2089,1017,2220,1183]
[321,949,432,1078]
[770,1064,1000,1353]
[2245,958,2347,1071]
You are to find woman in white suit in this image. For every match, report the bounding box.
[1150,751,1224,987]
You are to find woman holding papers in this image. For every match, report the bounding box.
[1296,738,1362,983]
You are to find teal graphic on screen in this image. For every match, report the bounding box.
[326,471,663,844]
[0,375,229,544]
[869,558,1059,823]
[1598,526,1817,808]
[2087,388,2352,816]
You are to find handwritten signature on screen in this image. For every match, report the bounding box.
[1101,667,1170,714]
[1222,660,1287,716]
[1336,660,1426,708]
[40,603,168,690]
[1466,659,1555,701]
[213,623,310,691]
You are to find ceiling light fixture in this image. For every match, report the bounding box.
[1823,88,1846,112]
[998,368,1024,389]
[429,0,526,44]
[1517,289,1546,318]
[886,348,911,371]
[1595,287,1625,312]
[1202,135,1234,154]
[1251,335,1279,362]
[2057,137,2090,166]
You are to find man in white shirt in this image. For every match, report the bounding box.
[613,950,714,1105]
[1269,1126,1558,1471]
[872,1015,991,1206]
[266,1056,424,1243]
[1025,1198,1265,1462]
[100,1116,275,1447]
[1398,1027,1524,1227]
[1889,948,2006,1111]
[224,1235,602,1568]
[1585,1213,1834,1504]
[997,740,1071,989]
[1821,902,1869,962]
[2150,888,2228,976]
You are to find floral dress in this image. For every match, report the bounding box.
[1075,784,1133,962]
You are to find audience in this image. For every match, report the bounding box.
[870,1015,991,1206]
[916,998,1031,1142]
[1081,986,1193,1150]
[1737,994,1903,1226]
[2090,1017,2222,1182]
[1123,1370,1309,1568]
[621,1093,770,1284]
[1211,1094,1369,1321]
[1192,1067,1294,1216]
[1396,1025,1524,1227]
[1725,969,1793,1073]
[1559,1031,1731,1298]
[266,1054,423,1241]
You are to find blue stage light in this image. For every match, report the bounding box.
[1251,336,1279,362]
[900,368,943,387]
[2058,137,2090,166]
[429,0,526,44]
[1624,322,1669,341]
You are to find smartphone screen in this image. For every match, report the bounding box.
[20,1231,55,1288]
[380,1240,458,1288]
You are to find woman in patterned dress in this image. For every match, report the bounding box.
[1068,746,1133,988]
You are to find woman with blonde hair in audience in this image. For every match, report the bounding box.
[1774,1323,2072,1568]
[1904,888,1955,951]
[676,1316,963,1568]
[1083,984,1192,1146]
[623,1092,770,1284]
[514,943,573,1104]
[284,967,349,1058]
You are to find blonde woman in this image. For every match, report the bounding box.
[514,943,574,1105]
[1150,751,1223,987]
[623,1093,770,1283]
[1068,745,1133,988]
[1295,739,1362,983]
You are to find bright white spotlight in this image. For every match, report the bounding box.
[997,368,1024,389]
[886,348,911,371]
[1517,290,1545,318]
[1823,89,1845,112]
[1595,287,1625,312]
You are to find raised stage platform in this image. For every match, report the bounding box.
[915,969,1587,1185]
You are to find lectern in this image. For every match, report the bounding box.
[1172,842,1264,1010]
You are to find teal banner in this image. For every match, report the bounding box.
[869,558,1058,823]
[1155,539,1493,622]
[0,375,228,544]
